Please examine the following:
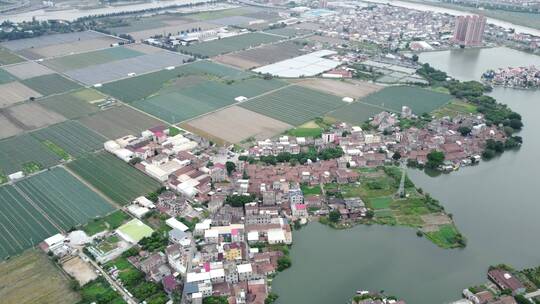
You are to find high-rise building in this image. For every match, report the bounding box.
[453,15,486,46]
[319,0,328,8]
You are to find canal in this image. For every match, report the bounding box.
[272,47,540,304]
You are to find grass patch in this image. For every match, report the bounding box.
[301,184,321,195]
[425,224,464,249]
[22,161,42,174]
[83,210,130,236]
[369,196,393,209]
[42,140,70,160]
[0,47,24,65]
[432,99,478,118]
[22,74,81,96]
[79,277,125,304]
[287,127,322,138]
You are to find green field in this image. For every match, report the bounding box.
[432,99,478,118]
[240,85,344,126]
[0,134,61,174]
[361,86,453,114]
[0,48,24,65]
[39,89,103,119]
[44,46,143,72]
[83,210,130,236]
[301,184,321,195]
[327,101,385,124]
[0,69,16,84]
[98,60,251,102]
[79,277,125,304]
[0,185,59,258]
[16,167,115,231]
[22,74,82,96]
[31,121,106,158]
[369,196,393,210]
[68,152,161,205]
[425,224,462,249]
[178,32,282,57]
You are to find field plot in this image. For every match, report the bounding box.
[1,31,109,52]
[0,185,59,258]
[68,152,161,205]
[292,78,382,99]
[177,32,282,57]
[0,47,24,65]
[133,78,287,123]
[0,81,41,108]
[0,69,16,84]
[0,250,80,303]
[206,16,256,26]
[0,134,61,174]
[31,121,106,158]
[97,60,251,102]
[6,103,66,130]
[16,167,116,231]
[22,74,81,96]
[214,41,304,69]
[185,106,292,143]
[361,86,453,114]
[240,85,344,126]
[64,51,191,85]
[2,61,55,79]
[43,46,144,72]
[126,21,218,41]
[264,26,313,38]
[0,114,23,139]
[39,88,103,119]
[327,101,384,124]
[78,105,162,139]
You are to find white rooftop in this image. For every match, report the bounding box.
[237,263,252,273]
[253,50,340,78]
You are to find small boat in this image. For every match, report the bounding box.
[356,290,369,295]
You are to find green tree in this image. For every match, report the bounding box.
[225,161,236,175]
[203,296,229,304]
[426,150,445,169]
[328,210,341,223]
[392,151,401,161]
[457,126,471,136]
[277,256,292,271]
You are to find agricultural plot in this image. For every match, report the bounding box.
[0,250,80,302]
[39,88,103,119]
[31,121,106,158]
[43,46,145,72]
[0,69,16,84]
[0,47,24,65]
[240,85,344,126]
[327,101,384,125]
[0,31,109,52]
[264,26,313,38]
[184,106,292,143]
[177,32,282,57]
[64,51,191,85]
[2,61,55,80]
[0,114,23,139]
[20,36,123,60]
[0,185,59,259]
[361,86,453,114]
[16,167,116,231]
[125,21,218,41]
[78,105,162,139]
[292,78,382,99]
[214,41,304,69]
[206,16,256,26]
[67,152,161,205]
[0,82,41,108]
[6,103,66,130]
[0,134,61,174]
[22,74,81,96]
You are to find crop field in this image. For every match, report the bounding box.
[68,152,161,205]
[361,86,453,114]
[0,185,60,259]
[327,101,387,124]
[0,114,23,140]
[78,105,162,139]
[0,134,61,174]
[264,26,313,38]
[0,48,24,65]
[21,74,81,96]
[133,78,287,123]
[97,60,252,102]
[214,41,304,69]
[39,89,103,119]
[240,85,344,126]
[0,81,41,108]
[16,167,116,231]
[177,32,282,57]
[1,31,109,52]
[126,21,218,41]
[184,106,292,143]
[31,121,106,158]
[0,250,80,302]
[2,61,55,80]
[0,69,16,84]
[6,103,66,130]
[64,51,191,85]
[43,46,145,72]
[292,78,382,99]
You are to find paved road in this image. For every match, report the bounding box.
[525,289,540,299]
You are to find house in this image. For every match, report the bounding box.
[162,274,180,294]
[289,189,303,205]
[166,243,188,274]
[488,269,526,295]
[169,228,191,246]
[291,203,308,218]
[140,252,166,273]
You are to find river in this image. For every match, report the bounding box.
[272,47,540,304]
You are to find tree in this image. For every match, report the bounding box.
[411,54,419,62]
[514,295,530,304]
[328,210,341,223]
[392,151,401,161]
[426,150,445,169]
[265,293,279,304]
[457,126,471,136]
[203,296,228,304]
[225,161,236,175]
[277,256,292,271]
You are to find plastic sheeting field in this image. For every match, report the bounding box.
[177,32,282,57]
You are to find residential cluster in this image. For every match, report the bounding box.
[482,65,540,89]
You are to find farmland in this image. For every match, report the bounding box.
[30,121,106,158]
[0,81,41,108]
[0,48,24,65]
[214,41,305,69]
[43,46,144,72]
[2,61,55,80]
[0,250,80,303]
[177,32,282,57]
[83,210,130,236]
[16,167,116,231]
[6,102,66,130]
[67,152,161,205]
[39,89,103,119]
[240,85,344,126]
[0,134,61,174]
[184,106,292,143]
[0,114,23,139]
[361,85,453,114]
[21,74,81,96]
[0,69,16,84]
[291,78,382,99]
[327,101,387,125]
[77,106,162,139]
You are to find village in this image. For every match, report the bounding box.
[482,66,540,89]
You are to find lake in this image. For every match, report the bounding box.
[272,47,540,304]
